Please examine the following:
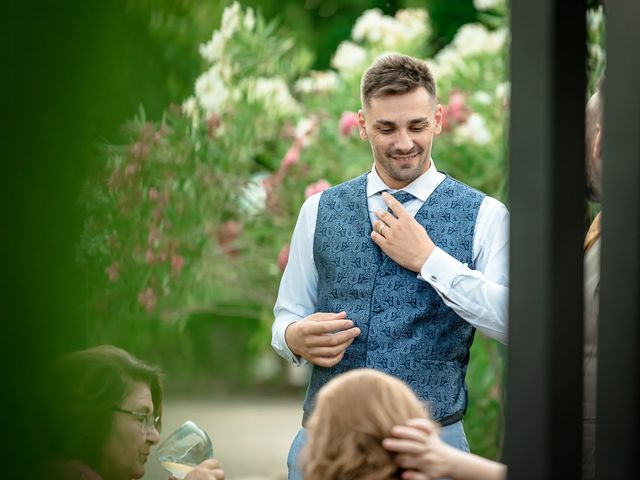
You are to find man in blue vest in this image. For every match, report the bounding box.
[272,53,509,479]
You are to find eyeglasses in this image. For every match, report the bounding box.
[113,407,162,433]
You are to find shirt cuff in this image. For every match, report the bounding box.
[419,247,465,291]
[272,320,308,367]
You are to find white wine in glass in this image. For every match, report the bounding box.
[157,421,213,479]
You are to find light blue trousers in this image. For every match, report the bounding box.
[287,420,469,480]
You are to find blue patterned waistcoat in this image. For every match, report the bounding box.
[304,173,485,422]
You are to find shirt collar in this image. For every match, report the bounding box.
[366,158,444,202]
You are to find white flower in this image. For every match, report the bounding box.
[473,91,492,105]
[395,8,430,42]
[473,0,503,11]
[250,77,300,116]
[200,31,226,62]
[495,82,510,101]
[452,24,507,56]
[181,96,200,126]
[589,44,605,63]
[294,70,340,94]
[352,8,429,49]
[244,7,256,31]
[332,41,367,75]
[239,173,269,215]
[587,6,603,33]
[220,1,242,38]
[455,113,491,145]
[432,45,461,77]
[352,9,385,43]
[195,66,229,114]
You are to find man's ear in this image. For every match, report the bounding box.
[434,104,444,135]
[358,110,368,140]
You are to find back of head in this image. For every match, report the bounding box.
[303,369,429,480]
[360,53,436,109]
[45,345,163,470]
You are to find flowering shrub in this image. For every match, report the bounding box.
[80,0,607,458]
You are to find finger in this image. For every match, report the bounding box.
[370,229,387,246]
[306,319,355,334]
[309,311,347,321]
[309,338,355,357]
[383,437,425,454]
[405,418,439,435]
[402,471,430,480]
[374,209,399,226]
[391,425,430,442]
[213,469,225,480]
[382,191,411,219]
[306,327,361,347]
[198,459,221,469]
[314,351,346,368]
[396,453,424,470]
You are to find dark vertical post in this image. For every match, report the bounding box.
[596,1,640,478]
[506,1,586,479]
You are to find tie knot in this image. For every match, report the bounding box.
[388,190,415,205]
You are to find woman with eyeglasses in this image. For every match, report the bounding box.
[46,345,224,480]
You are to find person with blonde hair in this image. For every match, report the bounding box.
[304,368,506,480]
[303,368,431,480]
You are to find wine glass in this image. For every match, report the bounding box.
[157,420,214,479]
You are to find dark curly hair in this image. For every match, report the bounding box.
[46,345,163,470]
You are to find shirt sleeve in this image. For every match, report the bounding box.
[271,194,321,365]
[419,196,509,344]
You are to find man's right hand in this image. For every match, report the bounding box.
[285,311,361,368]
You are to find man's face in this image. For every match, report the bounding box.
[358,87,443,189]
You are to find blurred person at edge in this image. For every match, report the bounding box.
[582,78,604,480]
[44,345,224,480]
[303,368,506,480]
[272,53,509,479]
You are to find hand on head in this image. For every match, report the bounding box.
[383,418,455,479]
[285,311,361,367]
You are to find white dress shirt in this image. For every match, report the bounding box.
[272,161,509,365]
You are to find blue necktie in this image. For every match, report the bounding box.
[386,190,416,214]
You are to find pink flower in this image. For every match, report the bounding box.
[216,220,243,256]
[277,244,290,272]
[131,141,150,160]
[442,91,471,132]
[137,287,157,312]
[147,227,161,244]
[124,163,140,177]
[105,262,119,282]
[148,187,159,201]
[171,254,185,275]
[304,179,332,198]
[145,249,155,265]
[339,111,359,137]
[281,143,302,169]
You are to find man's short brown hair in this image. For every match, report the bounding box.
[360,53,436,108]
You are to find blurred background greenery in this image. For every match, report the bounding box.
[5,1,605,472]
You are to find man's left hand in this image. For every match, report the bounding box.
[371,192,435,272]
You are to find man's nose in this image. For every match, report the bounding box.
[395,129,413,152]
